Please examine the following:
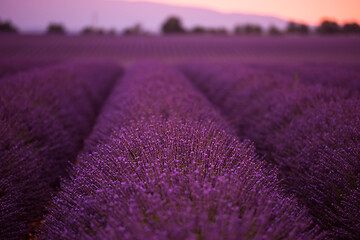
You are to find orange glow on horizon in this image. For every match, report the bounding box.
[121,0,360,25]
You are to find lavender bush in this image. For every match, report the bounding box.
[41,119,326,240]
[248,62,360,94]
[180,62,359,238]
[82,61,230,152]
[39,62,323,239]
[180,63,348,155]
[273,99,360,239]
[0,34,359,239]
[0,57,59,79]
[0,60,121,239]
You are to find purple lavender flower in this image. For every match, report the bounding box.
[39,61,323,239]
[40,119,323,240]
[0,60,122,239]
[273,100,360,239]
[180,62,348,154]
[180,62,359,238]
[82,61,231,152]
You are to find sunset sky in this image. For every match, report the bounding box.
[0,0,359,32]
[121,0,360,24]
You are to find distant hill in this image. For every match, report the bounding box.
[0,0,288,33]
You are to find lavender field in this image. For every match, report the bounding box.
[1,35,360,239]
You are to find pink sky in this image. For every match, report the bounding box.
[122,0,360,24]
[1,0,359,32]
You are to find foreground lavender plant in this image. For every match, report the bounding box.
[273,100,360,239]
[180,62,358,238]
[39,61,323,239]
[40,118,323,240]
[0,60,121,239]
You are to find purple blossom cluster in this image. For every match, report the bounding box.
[0,60,122,239]
[180,62,360,238]
[38,62,322,239]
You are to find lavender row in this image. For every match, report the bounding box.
[273,99,360,238]
[39,62,323,239]
[180,62,359,239]
[180,63,349,154]
[0,57,60,79]
[1,35,360,64]
[40,119,324,240]
[0,60,122,239]
[247,62,360,94]
[82,60,230,152]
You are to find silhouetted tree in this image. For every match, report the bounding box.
[123,24,144,35]
[46,23,66,35]
[161,16,185,34]
[286,21,309,35]
[286,22,297,34]
[0,19,18,33]
[207,27,228,35]
[268,25,282,35]
[298,24,309,34]
[191,26,206,34]
[81,26,108,35]
[342,22,360,34]
[97,29,105,35]
[246,24,262,34]
[82,27,94,35]
[234,24,262,35]
[316,20,341,34]
[234,25,244,35]
[108,29,116,36]
[189,26,228,35]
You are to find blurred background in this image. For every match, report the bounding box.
[0,0,359,65]
[1,0,360,35]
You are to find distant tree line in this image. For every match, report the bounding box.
[0,18,18,33]
[46,23,67,35]
[1,16,360,36]
[160,16,360,36]
[46,23,116,36]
